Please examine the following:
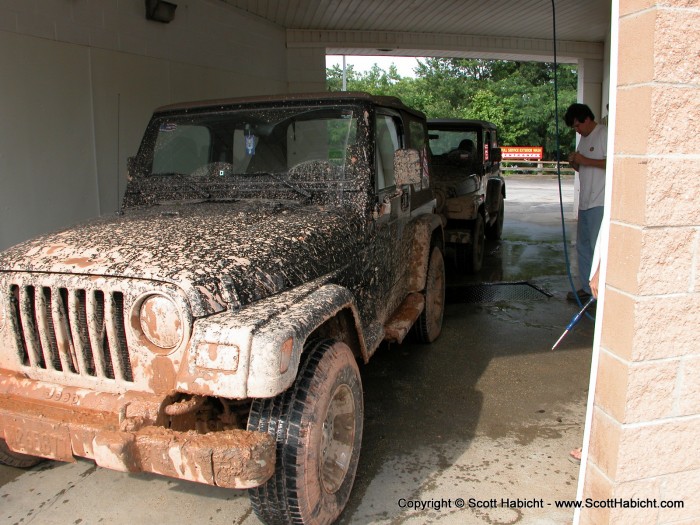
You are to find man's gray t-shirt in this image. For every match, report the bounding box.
[578,123,607,210]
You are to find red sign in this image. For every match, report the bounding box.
[501,146,543,160]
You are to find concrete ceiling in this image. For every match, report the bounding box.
[226,0,611,61]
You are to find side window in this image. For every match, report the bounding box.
[491,130,499,162]
[375,115,401,190]
[409,119,429,189]
[408,120,425,151]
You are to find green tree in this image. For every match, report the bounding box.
[326,57,579,160]
[326,64,360,92]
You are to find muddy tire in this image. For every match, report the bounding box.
[0,439,44,468]
[414,245,445,343]
[456,215,484,274]
[485,193,504,240]
[248,339,363,525]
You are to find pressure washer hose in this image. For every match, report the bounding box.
[551,0,595,321]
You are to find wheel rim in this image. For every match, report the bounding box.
[320,383,356,494]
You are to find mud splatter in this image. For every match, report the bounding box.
[0,93,443,498]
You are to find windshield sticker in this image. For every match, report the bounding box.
[159,122,177,132]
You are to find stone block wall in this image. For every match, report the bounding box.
[581,1,700,523]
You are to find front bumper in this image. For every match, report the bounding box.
[0,371,274,489]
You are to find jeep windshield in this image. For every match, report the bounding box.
[127,104,361,206]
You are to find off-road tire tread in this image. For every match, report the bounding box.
[414,245,445,343]
[485,193,504,240]
[0,439,44,468]
[248,339,360,525]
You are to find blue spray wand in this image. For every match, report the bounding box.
[551,296,596,350]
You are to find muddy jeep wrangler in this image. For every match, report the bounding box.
[0,92,445,524]
[428,119,505,273]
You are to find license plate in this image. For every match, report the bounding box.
[3,416,74,462]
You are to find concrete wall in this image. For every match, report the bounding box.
[580,0,700,522]
[0,0,288,251]
[287,46,327,92]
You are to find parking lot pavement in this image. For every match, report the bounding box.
[1,175,593,525]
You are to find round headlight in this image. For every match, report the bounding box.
[138,294,183,351]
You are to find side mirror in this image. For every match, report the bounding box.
[491,147,502,163]
[394,148,422,186]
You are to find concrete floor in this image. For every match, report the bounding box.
[0,175,594,525]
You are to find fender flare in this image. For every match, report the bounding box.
[246,284,366,398]
[407,213,444,292]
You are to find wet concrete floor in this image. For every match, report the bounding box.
[0,175,594,525]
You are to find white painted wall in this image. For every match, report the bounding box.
[0,0,289,251]
[287,47,327,92]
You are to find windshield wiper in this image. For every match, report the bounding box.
[258,172,312,200]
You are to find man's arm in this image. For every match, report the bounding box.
[569,152,606,170]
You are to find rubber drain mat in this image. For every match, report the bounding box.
[446,281,553,304]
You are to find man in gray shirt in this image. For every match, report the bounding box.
[565,103,607,302]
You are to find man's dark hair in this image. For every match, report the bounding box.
[564,103,596,126]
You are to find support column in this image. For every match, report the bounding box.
[578,58,605,120]
[286,47,326,93]
[580,2,700,523]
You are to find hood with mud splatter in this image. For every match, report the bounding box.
[0,200,365,315]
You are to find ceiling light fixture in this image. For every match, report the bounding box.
[145,0,177,23]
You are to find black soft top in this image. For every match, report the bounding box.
[155,91,426,120]
[428,118,498,132]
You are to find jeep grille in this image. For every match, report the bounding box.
[8,284,133,383]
